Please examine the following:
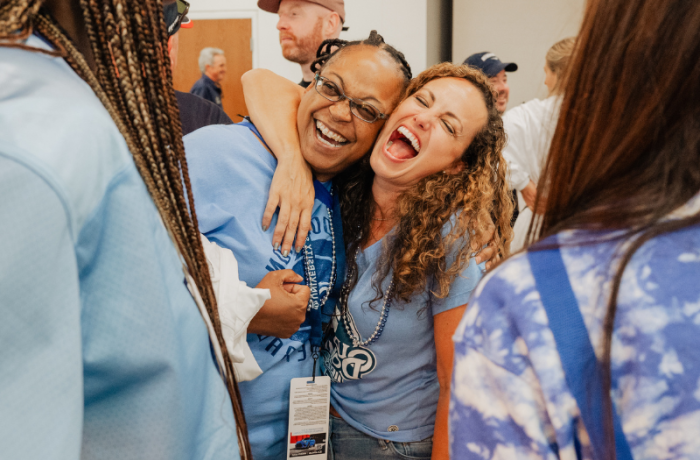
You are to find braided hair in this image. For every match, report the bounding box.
[1,1,251,458]
[311,30,412,84]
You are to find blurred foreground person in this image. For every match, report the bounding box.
[0,0,250,458]
[451,0,700,458]
[505,37,576,251]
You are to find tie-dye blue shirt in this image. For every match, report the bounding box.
[450,193,700,459]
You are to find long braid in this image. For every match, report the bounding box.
[1,1,251,457]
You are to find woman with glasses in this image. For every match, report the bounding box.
[243,49,511,459]
[183,31,416,460]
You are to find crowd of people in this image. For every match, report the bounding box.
[1,0,699,460]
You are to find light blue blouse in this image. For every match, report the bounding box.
[0,37,239,459]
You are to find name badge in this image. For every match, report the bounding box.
[286,376,331,459]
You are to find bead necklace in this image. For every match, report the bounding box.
[302,194,336,312]
[340,247,394,347]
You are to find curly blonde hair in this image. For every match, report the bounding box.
[337,62,513,306]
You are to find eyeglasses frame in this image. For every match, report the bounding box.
[313,74,388,123]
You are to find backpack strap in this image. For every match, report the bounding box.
[527,247,633,460]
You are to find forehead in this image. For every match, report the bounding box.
[321,46,404,108]
[418,77,488,123]
[279,0,324,15]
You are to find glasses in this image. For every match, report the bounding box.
[313,74,388,123]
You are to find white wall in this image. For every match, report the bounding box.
[188,0,435,83]
[452,0,585,108]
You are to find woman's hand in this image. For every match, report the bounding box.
[473,217,498,269]
[249,270,310,338]
[265,155,314,256]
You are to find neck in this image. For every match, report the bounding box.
[371,177,406,219]
[205,72,219,86]
[363,177,407,248]
[300,62,315,83]
[45,0,96,70]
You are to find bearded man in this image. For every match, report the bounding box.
[258,0,345,87]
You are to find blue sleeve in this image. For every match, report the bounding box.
[0,155,83,459]
[430,255,484,316]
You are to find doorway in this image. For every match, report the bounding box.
[173,18,253,120]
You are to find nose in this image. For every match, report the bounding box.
[413,110,433,131]
[328,98,353,122]
[277,17,288,31]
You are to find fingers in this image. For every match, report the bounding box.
[280,206,301,256]
[272,203,291,255]
[295,208,312,253]
[290,284,311,304]
[262,192,279,233]
[276,269,303,284]
[475,245,495,265]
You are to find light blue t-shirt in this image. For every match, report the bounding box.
[322,229,484,442]
[184,124,342,460]
[451,193,700,459]
[0,37,239,459]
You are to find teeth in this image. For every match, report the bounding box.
[316,120,347,144]
[397,126,421,153]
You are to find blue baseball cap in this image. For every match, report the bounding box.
[463,52,518,78]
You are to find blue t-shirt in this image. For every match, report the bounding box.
[183,123,343,460]
[322,229,484,442]
[450,193,700,459]
[0,36,239,459]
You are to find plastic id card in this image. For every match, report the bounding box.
[286,376,331,460]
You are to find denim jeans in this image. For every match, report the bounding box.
[329,415,432,460]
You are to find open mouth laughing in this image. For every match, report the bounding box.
[315,119,348,148]
[384,125,421,161]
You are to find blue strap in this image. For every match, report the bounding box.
[528,247,633,460]
[239,119,271,151]
[314,181,333,209]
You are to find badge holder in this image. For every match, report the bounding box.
[286,360,331,460]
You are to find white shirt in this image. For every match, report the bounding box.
[200,235,268,381]
[502,96,562,191]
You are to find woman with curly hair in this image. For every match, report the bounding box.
[244,61,512,459]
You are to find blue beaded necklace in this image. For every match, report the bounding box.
[340,247,395,347]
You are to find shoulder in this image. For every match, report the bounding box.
[0,39,134,235]
[184,123,269,164]
[176,91,232,136]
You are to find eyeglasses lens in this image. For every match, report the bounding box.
[315,76,379,122]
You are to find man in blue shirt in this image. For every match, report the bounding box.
[190,47,227,108]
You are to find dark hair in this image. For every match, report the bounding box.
[1,1,251,458]
[339,63,512,308]
[533,0,700,453]
[311,30,412,86]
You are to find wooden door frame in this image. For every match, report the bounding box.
[187,9,260,69]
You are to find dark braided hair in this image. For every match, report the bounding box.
[311,30,412,84]
[0,1,251,458]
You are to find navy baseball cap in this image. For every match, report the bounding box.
[463,52,518,78]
